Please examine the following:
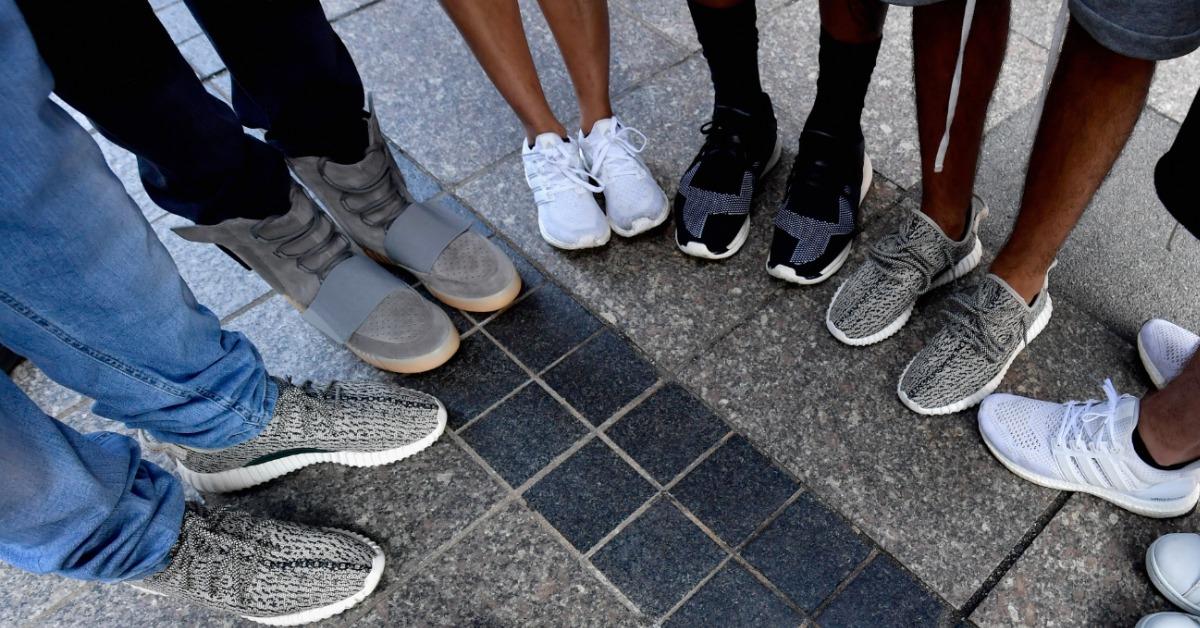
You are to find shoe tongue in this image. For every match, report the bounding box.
[532,132,566,151]
[1111,396,1139,443]
[587,117,618,137]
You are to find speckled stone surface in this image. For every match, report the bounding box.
[153,2,202,45]
[0,564,80,624]
[1149,54,1199,124]
[543,330,659,424]
[460,383,586,487]
[612,0,790,51]
[33,580,247,627]
[816,555,955,627]
[971,496,1200,627]
[178,34,224,79]
[605,383,731,484]
[358,503,645,627]
[152,214,271,320]
[9,362,84,418]
[665,563,802,628]
[404,331,528,429]
[483,285,602,371]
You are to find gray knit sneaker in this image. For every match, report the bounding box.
[134,505,384,626]
[147,377,446,492]
[898,273,1053,415]
[290,101,521,313]
[826,197,988,346]
[174,186,458,374]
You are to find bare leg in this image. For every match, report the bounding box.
[536,0,613,134]
[821,0,887,43]
[989,21,1154,301]
[1139,353,1200,466]
[439,0,567,141]
[913,0,1010,240]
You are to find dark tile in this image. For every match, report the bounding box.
[543,331,658,424]
[525,439,656,551]
[606,384,729,483]
[592,498,725,616]
[665,563,802,628]
[742,493,872,611]
[484,285,601,370]
[818,555,953,628]
[461,384,587,487]
[671,436,798,546]
[404,332,528,429]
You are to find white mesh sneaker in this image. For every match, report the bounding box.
[522,133,610,250]
[978,380,1200,518]
[578,117,668,237]
[1139,319,1199,389]
[1147,533,1200,615]
[1137,613,1200,628]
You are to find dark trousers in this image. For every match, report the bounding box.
[1157,88,1199,239]
[16,0,368,225]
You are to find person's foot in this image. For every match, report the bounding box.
[133,505,384,625]
[578,116,668,237]
[289,103,520,313]
[146,377,446,492]
[899,273,1053,415]
[521,133,610,250]
[674,95,781,260]
[175,187,459,374]
[1147,533,1200,615]
[1139,319,1200,389]
[1138,613,1200,628]
[826,198,988,346]
[766,130,872,285]
[978,380,1200,518]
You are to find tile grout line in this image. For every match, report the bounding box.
[808,548,881,621]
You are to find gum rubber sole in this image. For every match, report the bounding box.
[425,274,522,313]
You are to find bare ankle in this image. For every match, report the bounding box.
[988,265,1044,304]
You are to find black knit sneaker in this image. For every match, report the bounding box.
[134,505,384,626]
[766,130,872,285]
[674,95,782,259]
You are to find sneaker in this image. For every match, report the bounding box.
[1138,614,1200,628]
[766,130,872,285]
[578,116,669,237]
[899,273,1053,415]
[175,187,459,374]
[134,505,384,625]
[978,380,1200,518]
[826,199,987,346]
[1147,533,1200,615]
[146,377,446,493]
[289,104,521,313]
[522,133,610,250]
[1139,319,1199,389]
[674,96,781,259]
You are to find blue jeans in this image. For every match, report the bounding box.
[0,0,274,582]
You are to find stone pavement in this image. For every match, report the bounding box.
[4,0,1200,626]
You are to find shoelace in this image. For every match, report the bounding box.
[523,140,603,206]
[1054,379,1124,455]
[250,208,352,280]
[942,286,1027,363]
[867,219,952,293]
[316,143,411,229]
[586,120,649,181]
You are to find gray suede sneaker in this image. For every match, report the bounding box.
[290,102,521,313]
[174,186,458,374]
[826,198,988,346]
[146,377,446,493]
[134,505,384,626]
[898,273,1053,415]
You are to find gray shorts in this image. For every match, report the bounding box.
[882,0,1200,60]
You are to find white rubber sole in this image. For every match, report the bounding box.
[539,219,612,250]
[766,153,874,286]
[610,193,670,238]
[899,294,1053,416]
[980,428,1199,518]
[1147,540,1200,613]
[1137,613,1200,628]
[676,136,784,260]
[825,236,985,347]
[178,405,447,493]
[1137,332,1170,390]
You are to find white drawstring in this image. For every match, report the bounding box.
[933,0,977,173]
[522,141,603,207]
[586,120,649,181]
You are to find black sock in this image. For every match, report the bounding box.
[1133,425,1199,471]
[803,28,882,139]
[688,0,764,111]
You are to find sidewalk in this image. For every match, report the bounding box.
[3,0,1199,625]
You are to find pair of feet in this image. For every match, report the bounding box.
[178,101,522,374]
[1140,532,1200,627]
[133,377,447,625]
[522,116,669,249]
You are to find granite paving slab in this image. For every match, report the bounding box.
[153,2,202,45]
[151,214,271,320]
[605,383,731,484]
[0,564,80,625]
[404,332,529,430]
[664,562,803,628]
[9,361,83,418]
[1149,54,1199,124]
[33,580,246,627]
[816,554,956,627]
[542,330,659,424]
[613,0,790,51]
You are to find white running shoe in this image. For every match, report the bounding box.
[978,380,1200,518]
[1137,613,1200,628]
[1147,533,1200,615]
[1139,319,1199,389]
[521,133,610,250]
[578,117,668,237]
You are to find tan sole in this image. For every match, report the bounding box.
[350,328,460,374]
[426,275,522,313]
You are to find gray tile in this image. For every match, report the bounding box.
[613,0,789,51]
[94,134,166,223]
[9,362,84,418]
[359,502,643,627]
[976,104,1200,338]
[542,330,658,424]
[154,2,203,45]
[971,495,1200,626]
[605,383,730,484]
[405,332,528,429]
[322,0,376,21]
[664,562,802,628]
[36,580,247,627]
[1010,0,1060,49]
[817,555,955,627]
[210,438,505,582]
[484,285,602,371]
[179,34,225,79]
[334,0,687,185]
[152,214,271,320]
[1149,52,1200,124]
[391,145,443,204]
[460,383,587,487]
[0,563,81,624]
[678,261,1149,605]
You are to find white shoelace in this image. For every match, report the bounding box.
[1054,379,1125,455]
[523,141,603,206]
[586,121,649,181]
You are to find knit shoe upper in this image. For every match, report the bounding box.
[1138,318,1200,389]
